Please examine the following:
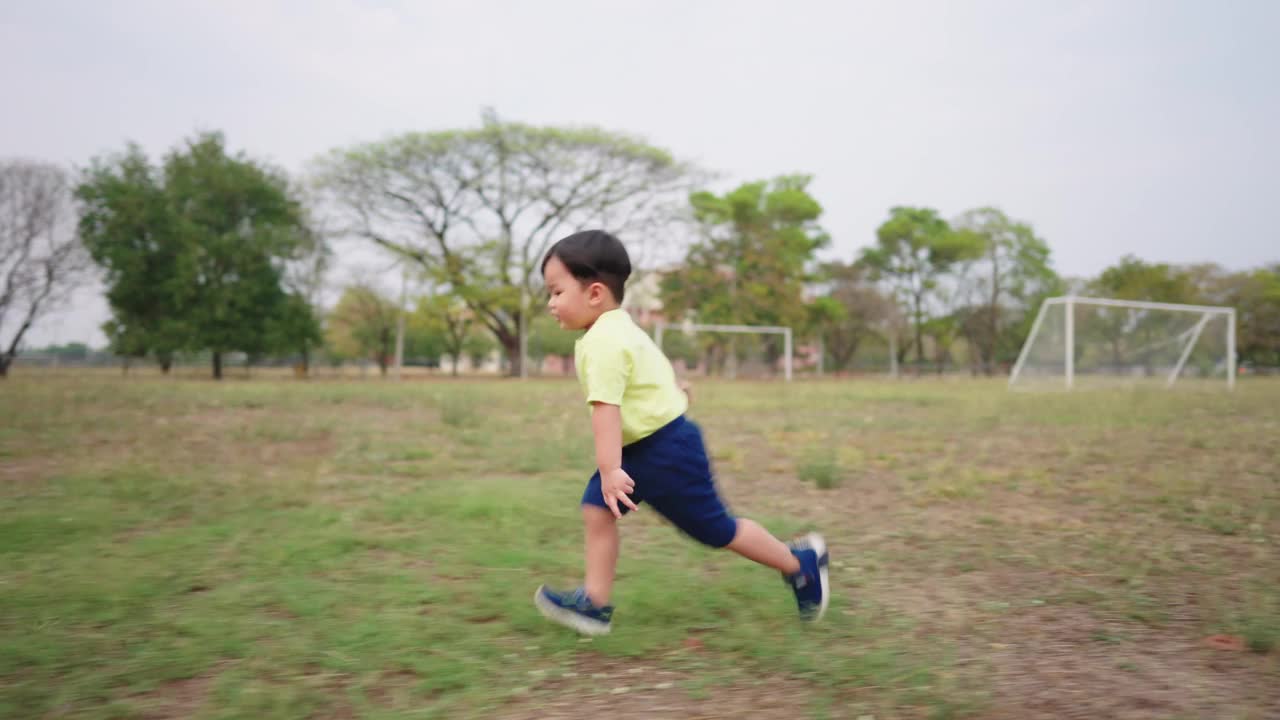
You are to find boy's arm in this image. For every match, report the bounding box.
[591,402,638,518]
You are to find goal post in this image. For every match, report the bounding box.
[1009,296,1236,391]
[654,321,793,381]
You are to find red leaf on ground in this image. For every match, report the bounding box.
[1202,635,1246,651]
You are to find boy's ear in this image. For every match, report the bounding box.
[587,281,607,305]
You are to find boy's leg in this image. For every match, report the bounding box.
[583,504,619,606]
[725,518,801,575]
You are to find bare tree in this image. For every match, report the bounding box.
[280,191,335,375]
[0,160,90,377]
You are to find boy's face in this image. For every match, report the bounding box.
[543,255,610,330]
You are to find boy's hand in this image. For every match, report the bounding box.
[600,467,638,518]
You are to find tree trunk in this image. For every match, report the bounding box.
[450,353,460,377]
[160,357,172,375]
[989,246,1001,378]
[497,332,521,377]
[212,351,223,380]
[913,291,926,363]
[378,329,391,376]
[0,355,10,378]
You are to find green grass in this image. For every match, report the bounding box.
[1,373,1278,718]
[797,448,842,489]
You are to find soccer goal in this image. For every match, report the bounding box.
[1008,296,1236,391]
[654,320,793,381]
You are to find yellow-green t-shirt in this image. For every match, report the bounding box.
[575,308,687,445]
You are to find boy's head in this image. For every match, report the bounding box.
[541,230,631,330]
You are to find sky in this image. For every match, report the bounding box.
[3,0,1277,347]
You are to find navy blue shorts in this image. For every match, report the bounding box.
[581,415,738,548]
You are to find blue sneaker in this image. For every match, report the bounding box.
[534,585,614,635]
[784,532,829,621]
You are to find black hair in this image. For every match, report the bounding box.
[540,230,631,303]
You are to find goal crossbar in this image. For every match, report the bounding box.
[654,321,793,381]
[1040,295,1234,316]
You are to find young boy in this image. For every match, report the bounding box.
[534,229,829,636]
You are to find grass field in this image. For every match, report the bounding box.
[2,374,1278,719]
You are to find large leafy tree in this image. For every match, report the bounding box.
[858,207,983,363]
[661,175,829,373]
[313,113,698,376]
[952,207,1058,373]
[78,133,314,379]
[78,145,186,372]
[1,160,91,377]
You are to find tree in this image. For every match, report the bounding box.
[326,284,400,375]
[279,196,333,375]
[812,262,898,372]
[1091,255,1197,303]
[464,332,496,371]
[262,292,323,371]
[403,308,446,368]
[858,207,983,364]
[77,145,188,373]
[1086,256,1199,374]
[313,112,698,376]
[1231,265,1280,367]
[661,175,829,374]
[78,134,312,379]
[1190,263,1280,368]
[413,294,473,376]
[164,133,311,379]
[1,160,90,377]
[952,208,1058,374]
[658,324,702,371]
[528,314,577,373]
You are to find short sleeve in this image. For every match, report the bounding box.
[581,338,630,406]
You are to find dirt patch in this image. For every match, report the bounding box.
[971,606,1280,719]
[497,653,829,720]
[134,669,221,719]
[0,455,65,486]
[365,669,429,707]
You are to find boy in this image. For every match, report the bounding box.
[534,229,829,636]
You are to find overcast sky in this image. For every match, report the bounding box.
[4,0,1277,346]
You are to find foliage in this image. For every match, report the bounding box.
[812,262,899,372]
[313,112,698,376]
[858,206,983,363]
[952,207,1059,373]
[77,133,315,378]
[325,284,400,375]
[661,175,829,373]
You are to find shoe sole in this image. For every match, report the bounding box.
[806,532,830,622]
[533,585,612,636]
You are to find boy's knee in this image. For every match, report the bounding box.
[688,515,738,549]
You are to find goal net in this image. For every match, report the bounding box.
[654,321,794,381]
[1009,297,1236,390]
